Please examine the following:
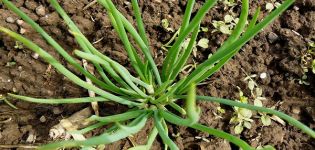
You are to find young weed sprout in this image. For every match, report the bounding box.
[0,0,314,149]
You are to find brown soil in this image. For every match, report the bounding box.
[0,0,314,150]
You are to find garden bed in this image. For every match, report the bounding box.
[0,0,314,149]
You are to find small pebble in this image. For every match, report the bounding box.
[36,5,46,16]
[123,1,130,5]
[12,87,17,93]
[267,32,279,43]
[40,116,46,122]
[293,6,299,11]
[53,107,63,114]
[16,19,24,25]
[6,17,15,23]
[26,131,36,143]
[32,53,39,59]
[20,28,26,34]
[260,72,267,79]
[18,66,23,71]
[292,107,300,114]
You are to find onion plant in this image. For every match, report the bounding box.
[1,0,314,150]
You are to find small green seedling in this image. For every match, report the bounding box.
[161,18,174,32]
[5,61,16,67]
[180,37,209,58]
[14,41,23,49]
[230,88,253,134]
[213,0,252,35]
[217,106,226,114]
[197,38,209,49]
[212,15,234,35]
[301,41,315,73]
[162,27,209,54]
[231,72,286,134]
[1,0,313,150]
[212,106,226,120]
[248,80,272,127]
[243,73,285,126]
[0,95,17,109]
[200,27,209,32]
[298,75,310,85]
[300,41,315,85]
[212,13,249,35]
[219,0,237,7]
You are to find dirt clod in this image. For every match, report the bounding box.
[35,5,46,16]
[5,17,15,23]
[267,32,279,43]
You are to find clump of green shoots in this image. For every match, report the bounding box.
[14,41,23,49]
[299,41,315,85]
[302,41,315,74]
[0,0,314,150]
[230,88,254,134]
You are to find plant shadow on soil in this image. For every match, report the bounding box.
[0,0,314,149]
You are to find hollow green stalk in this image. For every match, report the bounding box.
[160,110,254,150]
[39,113,148,150]
[169,24,200,81]
[74,50,149,98]
[154,111,179,150]
[162,0,218,81]
[184,83,200,125]
[50,0,134,94]
[101,0,152,84]
[193,6,261,85]
[0,0,115,93]
[97,0,161,85]
[89,110,146,122]
[179,0,195,35]
[8,94,108,104]
[131,0,149,46]
[0,27,141,107]
[176,95,315,138]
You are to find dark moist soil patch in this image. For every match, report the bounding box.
[0,0,314,150]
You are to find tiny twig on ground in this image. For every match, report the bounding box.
[127,137,136,147]
[83,0,97,10]
[82,59,99,115]
[0,144,39,149]
[93,37,104,44]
